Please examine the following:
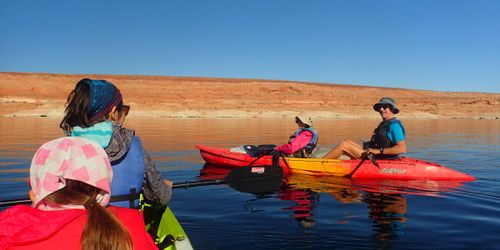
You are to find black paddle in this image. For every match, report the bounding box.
[0,165,284,207]
[221,164,284,194]
[344,153,379,178]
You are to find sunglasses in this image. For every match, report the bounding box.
[120,104,130,116]
[379,105,391,110]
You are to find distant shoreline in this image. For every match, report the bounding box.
[2,109,498,120]
[1,72,499,120]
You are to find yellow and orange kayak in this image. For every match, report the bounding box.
[196,145,475,181]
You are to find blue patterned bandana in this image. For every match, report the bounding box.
[81,79,122,121]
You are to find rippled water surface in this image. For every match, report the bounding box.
[1,117,499,249]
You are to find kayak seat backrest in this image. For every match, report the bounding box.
[257,144,276,155]
[243,144,276,157]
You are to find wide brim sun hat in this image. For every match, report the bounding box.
[373,97,400,114]
[295,116,313,127]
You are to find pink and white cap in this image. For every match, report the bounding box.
[29,137,113,209]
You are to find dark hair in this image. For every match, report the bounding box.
[59,79,110,130]
[45,180,133,250]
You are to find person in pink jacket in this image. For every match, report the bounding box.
[0,137,157,250]
[274,116,319,158]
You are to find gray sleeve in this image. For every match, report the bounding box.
[141,150,173,206]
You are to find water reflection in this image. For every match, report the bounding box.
[199,163,467,243]
[277,183,319,228]
[284,173,410,245]
[285,173,466,233]
[1,117,498,249]
[365,193,407,248]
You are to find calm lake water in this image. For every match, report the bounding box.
[1,117,499,249]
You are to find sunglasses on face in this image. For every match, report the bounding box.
[120,104,130,116]
[379,105,391,110]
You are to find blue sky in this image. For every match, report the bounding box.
[1,0,499,93]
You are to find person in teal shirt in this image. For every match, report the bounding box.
[323,97,407,159]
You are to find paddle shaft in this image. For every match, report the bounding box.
[344,158,368,178]
[368,153,380,168]
[0,179,228,207]
[0,198,31,207]
[344,153,379,178]
[172,179,226,188]
[0,165,283,207]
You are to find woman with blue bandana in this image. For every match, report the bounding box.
[59,78,173,208]
[323,97,407,159]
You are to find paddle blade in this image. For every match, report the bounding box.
[225,165,284,194]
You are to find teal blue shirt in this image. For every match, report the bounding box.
[387,122,405,144]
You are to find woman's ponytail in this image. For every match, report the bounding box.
[82,196,133,250]
[45,180,133,250]
[60,80,92,130]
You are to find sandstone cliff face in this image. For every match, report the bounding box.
[1,72,499,119]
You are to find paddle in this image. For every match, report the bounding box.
[173,164,284,194]
[344,153,379,178]
[0,165,284,207]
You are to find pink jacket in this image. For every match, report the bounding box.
[275,130,313,155]
[0,205,157,250]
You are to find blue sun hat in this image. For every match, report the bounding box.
[373,97,400,114]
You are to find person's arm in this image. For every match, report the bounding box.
[367,140,406,155]
[141,151,173,206]
[275,131,313,155]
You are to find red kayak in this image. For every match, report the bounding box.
[196,145,475,181]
